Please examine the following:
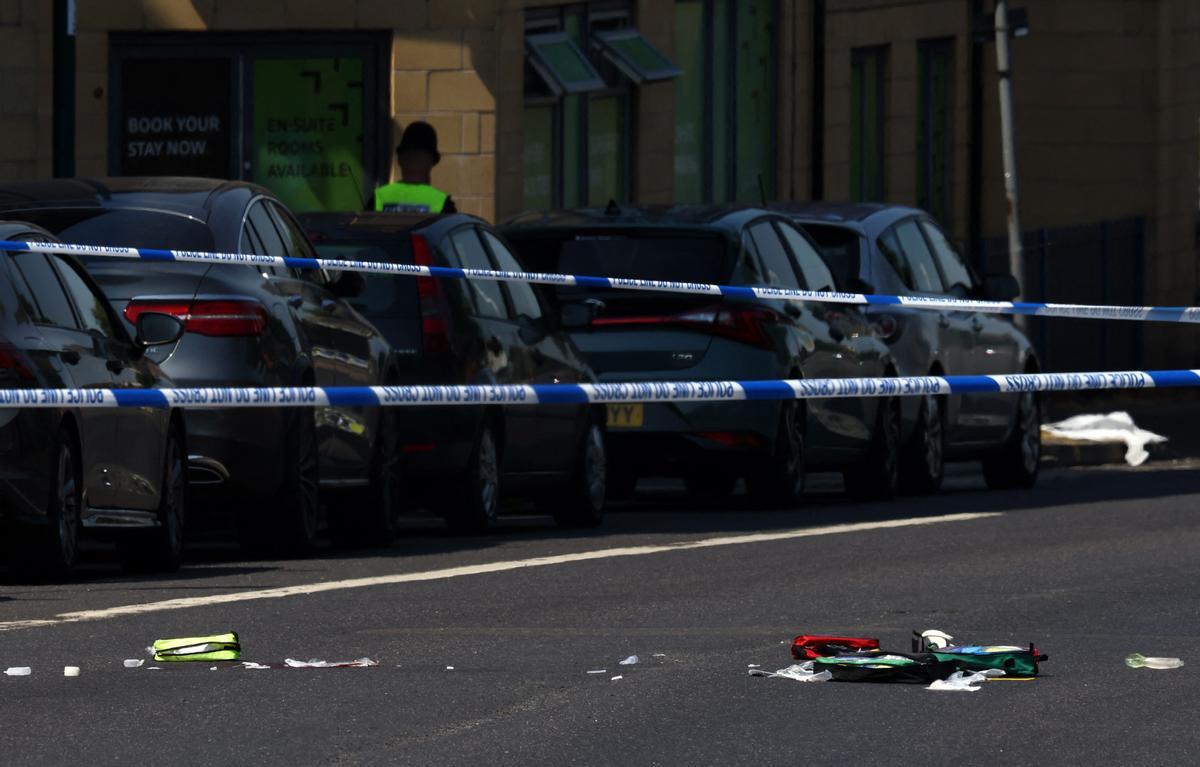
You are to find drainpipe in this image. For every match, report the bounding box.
[52,0,76,178]
[994,0,1022,297]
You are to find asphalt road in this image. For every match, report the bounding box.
[2,461,1199,766]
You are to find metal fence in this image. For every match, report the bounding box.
[982,217,1145,372]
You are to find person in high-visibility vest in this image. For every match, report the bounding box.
[373,121,458,214]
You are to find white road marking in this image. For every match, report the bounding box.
[0,511,999,633]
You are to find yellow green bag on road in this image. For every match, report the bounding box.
[152,632,242,662]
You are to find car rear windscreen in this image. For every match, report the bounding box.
[795,223,861,287]
[5,208,215,277]
[557,235,732,283]
[312,240,418,319]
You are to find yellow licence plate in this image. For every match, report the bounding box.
[606,404,644,428]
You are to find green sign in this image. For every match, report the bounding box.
[252,58,366,212]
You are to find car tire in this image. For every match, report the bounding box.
[684,470,738,502]
[119,424,187,573]
[983,389,1041,489]
[843,396,901,501]
[899,394,945,495]
[329,409,402,547]
[550,420,607,528]
[445,422,500,534]
[10,425,84,579]
[238,406,321,555]
[746,401,805,507]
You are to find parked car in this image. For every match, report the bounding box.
[0,221,187,576]
[502,205,901,504]
[775,201,1041,491]
[300,211,606,531]
[0,178,401,551]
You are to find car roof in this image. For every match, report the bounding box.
[0,177,270,220]
[501,203,771,233]
[771,201,928,237]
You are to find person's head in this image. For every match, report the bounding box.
[395,121,441,183]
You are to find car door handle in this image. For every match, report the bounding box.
[486,336,503,355]
[60,349,81,365]
[287,294,304,308]
[106,358,125,373]
[320,298,339,313]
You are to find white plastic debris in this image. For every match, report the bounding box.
[610,675,623,681]
[619,655,639,666]
[747,664,761,668]
[4,667,31,676]
[1042,411,1167,466]
[587,669,607,674]
[927,669,1004,692]
[748,661,832,683]
[921,629,954,649]
[283,658,379,668]
[241,662,271,670]
[445,666,454,671]
[63,666,80,677]
[123,659,145,669]
[653,653,666,658]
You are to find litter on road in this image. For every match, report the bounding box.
[152,632,241,662]
[283,658,379,669]
[63,666,80,677]
[619,655,639,666]
[748,662,832,683]
[1126,653,1184,669]
[123,659,144,668]
[610,675,623,681]
[927,669,1005,692]
[5,667,31,676]
[587,669,607,674]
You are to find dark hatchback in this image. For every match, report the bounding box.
[301,211,607,531]
[502,205,901,504]
[0,178,401,551]
[777,202,1041,491]
[0,221,187,576]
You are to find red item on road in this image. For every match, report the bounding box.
[791,635,881,660]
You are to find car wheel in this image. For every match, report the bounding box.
[746,401,805,507]
[899,394,945,495]
[684,470,738,502]
[120,424,186,572]
[983,389,1041,489]
[329,409,402,547]
[550,420,607,528]
[445,422,500,534]
[14,426,85,579]
[843,396,900,501]
[238,406,321,555]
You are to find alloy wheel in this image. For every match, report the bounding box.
[583,424,607,511]
[1019,391,1041,475]
[924,396,944,478]
[477,430,499,520]
[55,442,81,569]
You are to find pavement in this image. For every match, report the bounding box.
[2,457,1199,765]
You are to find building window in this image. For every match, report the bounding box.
[673,0,777,204]
[522,4,677,210]
[850,45,886,202]
[109,33,389,213]
[917,39,954,224]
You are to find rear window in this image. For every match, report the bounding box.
[555,235,733,283]
[795,223,862,287]
[4,208,215,277]
[311,240,417,318]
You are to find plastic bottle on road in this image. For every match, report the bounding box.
[1126,653,1184,669]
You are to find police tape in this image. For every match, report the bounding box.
[1,239,1197,325]
[1,370,1197,409]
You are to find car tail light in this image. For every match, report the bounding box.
[412,233,451,355]
[593,304,778,349]
[0,341,34,383]
[124,299,268,337]
[870,313,903,342]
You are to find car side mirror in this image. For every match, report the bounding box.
[331,270,366,299]
[983,273,1020,302]
[843,276,876,295]
[560,298,604,330]
[136,311,185,348]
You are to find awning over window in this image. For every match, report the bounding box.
[525,32,606,96]
[593,29,681,84]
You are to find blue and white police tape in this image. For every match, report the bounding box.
[2,369,1198,409]
[1,239,1198,325]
